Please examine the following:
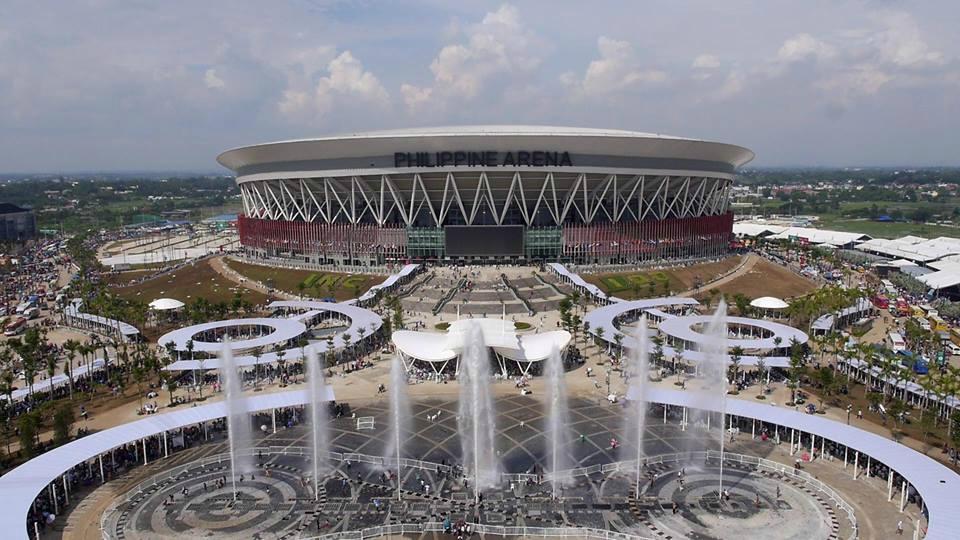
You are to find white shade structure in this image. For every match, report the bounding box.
[393,320,571,376]
[149,298,185,311]
[749,296,788,310]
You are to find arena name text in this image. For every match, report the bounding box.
[394,150,573,168]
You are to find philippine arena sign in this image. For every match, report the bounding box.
[394,150,573,168]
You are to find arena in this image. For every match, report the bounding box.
[218,126,753,266]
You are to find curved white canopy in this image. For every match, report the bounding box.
[659,315,807,351]
[644,387,960,540]
[157,318,307,353]
[149,298,185,311]
[392,330,457,363]
[494,331,572,363]
[0,388,334,540]
[749,296,788,310]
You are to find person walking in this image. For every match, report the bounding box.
[897,520,904,535]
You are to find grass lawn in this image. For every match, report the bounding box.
[112,259,268,306]
[101,269,157,286]
[815,217,960,239]
[583,256,744,300]
[226,259,385,302]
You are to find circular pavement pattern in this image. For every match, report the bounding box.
[110,395,844,539]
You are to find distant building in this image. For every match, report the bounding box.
[0,203,36,241]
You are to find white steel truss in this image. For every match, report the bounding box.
[239,173,731,227]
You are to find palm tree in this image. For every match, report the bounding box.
[728,346,744,388]
[755,357,767,397]
[595,327,605,359]
[63,340,78,400]
[276,347,287,386]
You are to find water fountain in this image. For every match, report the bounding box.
[545,344,571,498]
[307,347,330,500]
[385,352,411,500]
[685,301,728,495]
[623,315,651,498]
[221,341,254,500]
[457,321,500,502]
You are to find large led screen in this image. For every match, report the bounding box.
[445,226,524,256]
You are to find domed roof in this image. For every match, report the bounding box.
[149,298,185,311]
[750,296,789,310]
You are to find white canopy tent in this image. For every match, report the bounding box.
[149,298,185,311]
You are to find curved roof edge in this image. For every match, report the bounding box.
[218,125,754,171]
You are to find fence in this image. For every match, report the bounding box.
[303,522,651,540]
[101,447,858,540]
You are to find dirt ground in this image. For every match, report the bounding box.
[584,255,744,299]
[112,259,269,307]
[226,259,384,302]
[709,258,816,300]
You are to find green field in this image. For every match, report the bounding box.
[599,271,670,293]
[815,217,960,239]
[227,259,384,302]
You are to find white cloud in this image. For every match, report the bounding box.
[402,3,542,110]
[565,36,666,98]
[869,11,944,68]
[692,54,721,69]
[777,33,836,63]
[400,83,432,111]
[279,50,389,121]
[816,64,892,100]
[203,68,224,89]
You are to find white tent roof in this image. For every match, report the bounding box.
[749,296,788,309]
[494,331,572,363]
[393,323,570,364]
[446,318,520,350]
[149,298,185,311]
[392,330,457,362]
[732,222,787,237]
[857,236,960,263]
[765,226,869,245]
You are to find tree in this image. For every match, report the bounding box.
[816,367,836,410]
[252,346,264,390]
[53,403,75,446]
[918,410,936,446]
[165,374,179,406]
[17,413,38,459]
[755,357,767,397]
[732,294,751,317]
[728,346,744,387]
[674,351,685,385]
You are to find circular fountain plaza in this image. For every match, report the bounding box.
[4,266,957,540]
[101,396,843,540]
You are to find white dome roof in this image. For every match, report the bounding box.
[750,296,789,310]
[149,298,185,311]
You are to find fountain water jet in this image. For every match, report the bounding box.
[685,300,728,496]
[457,321,500,502]
[307,347,330,500]
[545,344,571,499]
[385,352,411,501]
[623,316,651,498]
[221,341,254,500]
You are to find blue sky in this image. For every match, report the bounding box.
[1,0,958,171]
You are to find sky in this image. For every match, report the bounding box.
[1,0,958,172]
